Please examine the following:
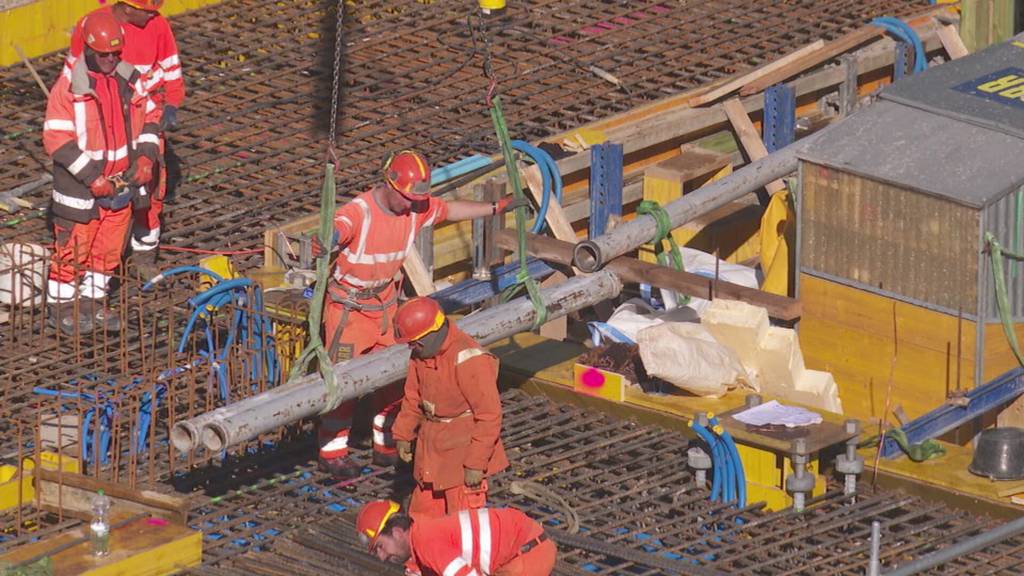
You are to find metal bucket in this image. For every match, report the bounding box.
[969,428,1024,481]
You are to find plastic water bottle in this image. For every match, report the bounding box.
[90,489,111,557]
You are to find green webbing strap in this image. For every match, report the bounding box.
[288,163,339,411]
[886,428,946,462]
[636,200,690,306]
[986,232,1024,367]
[489,95,548,329]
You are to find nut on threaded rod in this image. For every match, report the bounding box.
[786,438,814,512]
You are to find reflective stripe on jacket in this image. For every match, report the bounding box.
[411,508,545,576]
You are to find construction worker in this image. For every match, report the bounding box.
[357,500,557,576]
[44,11,162,334]
[312,149,524,479]
[65,0,185,275]
[391,296,508,520]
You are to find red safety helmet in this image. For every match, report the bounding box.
[121,0,164,10]
[81,12,125,53]
[395,297,445,343]
[356,500,401,551]
[383,150,431,199]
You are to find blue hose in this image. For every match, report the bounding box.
[872,17,927,74]
[691,422,722,502]
[142,265,224,291]
[511,140,563,234]
[720,429,746,508]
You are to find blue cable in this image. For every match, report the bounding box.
[142,265,225,291]
[691,422,721,502]
[720,429,746,508]
[872,17,928,74]
[511,140,563,234]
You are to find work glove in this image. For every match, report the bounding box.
[127,156,155,186]
[160,105,179,132]
[89,176,114,198]
[396,440,413,464]
[497,196,531,214]
[311,230,340,258]
[464,467,484,489]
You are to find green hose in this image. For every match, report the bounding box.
[986,232,1024,367]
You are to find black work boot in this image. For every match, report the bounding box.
[318,455,362,480]
[47,302,93,336]
[83,298,121,332]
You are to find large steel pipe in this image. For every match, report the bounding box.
[572,130,827,272]
[174,270,622,453]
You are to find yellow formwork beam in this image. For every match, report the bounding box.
[0,0,224,67]
[0,452,80,511]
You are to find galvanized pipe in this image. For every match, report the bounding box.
[883,515,1024,576]
[571,128,829,272]
[176,271,623,452]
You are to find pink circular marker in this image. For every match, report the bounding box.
[581,367,605,389]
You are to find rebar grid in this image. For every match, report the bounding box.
[0,0,929,266]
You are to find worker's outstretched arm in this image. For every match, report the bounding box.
[444,197,529,221]
[454,349,502,471]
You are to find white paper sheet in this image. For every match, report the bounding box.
[733,400,823,428]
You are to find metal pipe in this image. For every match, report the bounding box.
[176,271,623,452]
[883,515,1024,576]
[868,520,881,576]
[571,128,829,272]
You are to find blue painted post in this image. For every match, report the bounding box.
[762,84,796,153]
[894,42,910,81]
[589,142,624,239]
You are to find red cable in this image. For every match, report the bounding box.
[160,245,264,256]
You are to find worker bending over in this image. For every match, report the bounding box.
[312,149,525,479]
[391,297,508,519]
[358,500,557,576]
[66,0,185,275]
[44,12,161,334]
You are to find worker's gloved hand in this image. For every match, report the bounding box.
[127,156,155,186]
[160,105,179,132]
[90,176,114,198]
[464,467,484,489]
[311,230,340,258]
[396,440,413,464]
[497,196,531,214]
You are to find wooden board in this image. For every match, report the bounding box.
[689,40,826,106]
[721,98,787,195]
[35,469,191,526]
[740,26,884,96]
[799,274,977,422]
[0,516,201,576]
[937,23,970,59]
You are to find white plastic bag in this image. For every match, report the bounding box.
[637,322,752,398]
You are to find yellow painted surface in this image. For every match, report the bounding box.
[0,516,201,576]
[572,363,627,403]
[0,452,80,511]
[799,274,977,423]
[759,190,793,296]
[0,0,223,66]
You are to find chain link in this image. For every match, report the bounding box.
[327,0,345,163]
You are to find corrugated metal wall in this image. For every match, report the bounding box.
[801,162,980,313]
[984,186,1024,320]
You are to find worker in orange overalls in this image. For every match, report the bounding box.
[357,500,557,576]
[65,0,185,276]
[391,296,508,520]
[312,150,525,479]
[44,11,162,334]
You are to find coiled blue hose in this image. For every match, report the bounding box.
[511,140,562,234]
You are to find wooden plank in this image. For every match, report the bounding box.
[740,27,883,96]
[721,98,787,195]
[497,230,802,321]
[689,40,826,106]
[35,469,190,526]
[522,164,577,245]
[403,250,436,295]
[997,482,1024,498]
[937,23,970,59]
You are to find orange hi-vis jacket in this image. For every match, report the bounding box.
[330,189,447,305]
[43,59,161,223]
[66,5,186,109]
[392,325,509,491]
[410,508,547,576]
